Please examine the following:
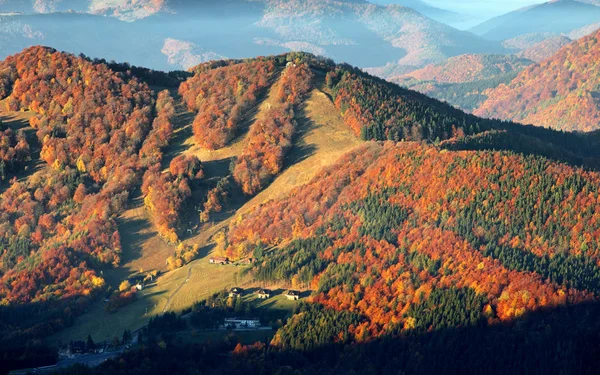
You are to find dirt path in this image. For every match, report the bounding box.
[162,264,194,313]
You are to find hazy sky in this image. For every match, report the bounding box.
[426,0,544,16]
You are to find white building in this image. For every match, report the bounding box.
[224,318,260,329]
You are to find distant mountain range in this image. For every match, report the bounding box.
[516,35,573,63]
[475,28,600,132]
[0,0,503,73]
[470,0,600,41]
[368,0,468,26]
[390,54,534,112]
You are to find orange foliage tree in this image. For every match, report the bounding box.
[232,63,313,195]
[179,59,276,150]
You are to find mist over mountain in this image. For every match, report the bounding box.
[368,0,468,26]
[470,0,600,41]
[476,28,600,132]
[516,35,573,62]
[0,0,503,73]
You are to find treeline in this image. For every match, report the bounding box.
[326,67,488,141]
[94,58,191,87]
[440,129,600,169]
[180,59,277,150]
[53,299,600,374]
[0,124,31,182]
[232,63,313,195]
[139,90,176,168]
[325,62,600,167]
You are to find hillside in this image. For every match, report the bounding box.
[386,54,533,112]
[502,32,558,50]
[393,54,532,84]
[225,141,600,329]
[146,139,600,373]
[475,29,600,132]
[369,0,465,26]
[4,47,600,372]
[470,0,600,41]
[396,73,520,112]
[0,46,166,346]
[516,35,573,63]
[40,144,600,375]
[569,21,600,39]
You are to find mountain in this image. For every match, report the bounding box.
[475,29,600,132]
[502,32,561,50]
[0,0,503,74]
[4,46,600,372]
[568,21,600,39]
[389,54,533,111]
[516,35,573,63]
[368,0,467,26]
[470,0,600,41]
[0,0,166,19]
[392,53,532,84]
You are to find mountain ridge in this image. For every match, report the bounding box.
[0,0,504,74]
[470,0,600,41]
[475,28,600,132]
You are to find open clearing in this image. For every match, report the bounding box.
[48,73,361,345]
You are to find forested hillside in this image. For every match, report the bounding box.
[516,35,573,63]
[64,140,600,374]
[3,47,600,373]
[0,46,174,346]
[476,29,600,132]
[210,140,600,357]
[394,54,532,84]
[389,54,533,112]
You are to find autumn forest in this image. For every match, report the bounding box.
[1,41,600,375]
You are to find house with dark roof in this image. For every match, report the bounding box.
[284,290,300,301]
[256,289,271,299]
[210,256,229,265]
[229,287,243,298]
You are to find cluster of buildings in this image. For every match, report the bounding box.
[228,287,301,301]
[209,256,255,266]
